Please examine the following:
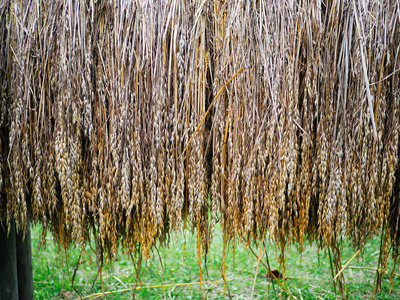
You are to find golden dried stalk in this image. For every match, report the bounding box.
[0,0,399,289]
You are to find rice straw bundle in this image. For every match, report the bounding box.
[0,0,399,291]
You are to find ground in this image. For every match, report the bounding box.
[32,224,400,299]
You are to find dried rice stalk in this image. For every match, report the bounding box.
[0,0,399,290]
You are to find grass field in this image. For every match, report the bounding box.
[32,224,400,299]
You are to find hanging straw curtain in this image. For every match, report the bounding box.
[0,0,399,281]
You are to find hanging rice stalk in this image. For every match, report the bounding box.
[0,0,400,291]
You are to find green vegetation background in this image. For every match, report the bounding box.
[32,224,399,299]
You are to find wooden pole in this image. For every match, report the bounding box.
[0,219,33,300]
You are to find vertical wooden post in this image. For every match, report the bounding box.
[16,219,33,299]
[0,219,33,300]
[0,221,18,300]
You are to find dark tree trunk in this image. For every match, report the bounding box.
[0,219,33,300]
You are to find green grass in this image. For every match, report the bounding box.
[32,224,400,299]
